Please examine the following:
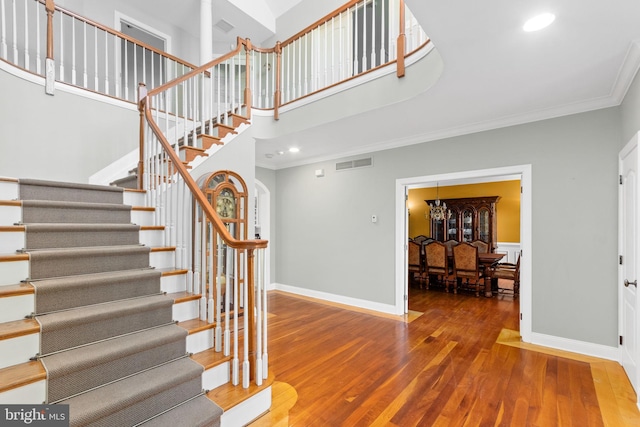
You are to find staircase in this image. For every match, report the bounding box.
[0,177,272,426]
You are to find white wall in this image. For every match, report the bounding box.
[273,107,622,348]
[0,68,138,183]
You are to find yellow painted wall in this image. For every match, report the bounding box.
[408,180,520,243]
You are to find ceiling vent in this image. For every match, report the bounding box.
[215,19,234,33]
[336,157,373,171]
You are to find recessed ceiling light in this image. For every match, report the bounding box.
[523,13,555,32]
[289,147,300,153]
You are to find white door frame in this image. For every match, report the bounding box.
[255,179,272,289]
[395,164,532,342]
[618,132,640,406]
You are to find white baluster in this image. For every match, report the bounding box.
[224,245,232,357]
[35,0,40,74]
[82,22,87,87]
[70,19,76,84]
[11,0,17,64]
[255,248,263,386]
[0,0,7,60]
[371,0,377,68]
[232,246,239,385]
[23,0,29,70]
[58,12,64,80]
[261,249,268,379]
[94,26,98,90]
[242,251,249,388]
[104,31,108,94]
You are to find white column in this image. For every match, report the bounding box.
[200,0,213,64]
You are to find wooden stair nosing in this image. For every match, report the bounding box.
[0,254,29,262]
[191,347,231,371]
[0,360,46,394]
[0,283,34,298]
[0,200,21,207]
[0,318,39,341]
[167,291,202,304]
[207,371,275,412]
[178,318,216,335]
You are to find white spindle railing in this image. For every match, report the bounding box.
[0,0,198,101]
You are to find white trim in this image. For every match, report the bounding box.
[220,386,272,427]
[255,179,271,287]
[529,332,619,362]
[274,283,399,315]
[396,164,533,340]
[114,12,171,54]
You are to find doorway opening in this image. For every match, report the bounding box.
[395,165,532,342]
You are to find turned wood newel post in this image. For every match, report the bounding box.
[45,0,55,94]
[244,38,252,120]
[396,0,406,78]
[274,41,282,121]
[137,83,147,190]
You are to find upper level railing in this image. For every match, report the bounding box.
[0,0,199,101]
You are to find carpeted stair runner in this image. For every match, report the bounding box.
[32,269,162,314]
[21,200,132,224]
[24,223,141,249]
[13,178,222,427]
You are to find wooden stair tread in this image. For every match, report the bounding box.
[132,206,155,212]
[140,225,164,231]
[0,200,21,207]
[0,283,34,298]
[0,254,29,262]
[178,318,215,335]
[151,246,176,253]
[191,348,231,370]
[167,291,201,304]
[0,318,39,340]
[0,360,46,393]
[0,225,25,232]
[207,371,274,411]
[158,268,189,277]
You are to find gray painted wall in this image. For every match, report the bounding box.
[0,69,138,183]
[621,68,640,145]
[272,107,622,347]
[256,167,277,284]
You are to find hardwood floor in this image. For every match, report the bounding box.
[251,289,640,426]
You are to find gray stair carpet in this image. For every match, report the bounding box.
[21,200,132,224]
[24,223,141,250]
[15,178,222,427]
[32,269,162,314]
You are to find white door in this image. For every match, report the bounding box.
[620,133,640,398]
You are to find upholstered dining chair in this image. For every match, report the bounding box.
[408,240,425,288]
[452,242,483,296]
[492,256,520,297]
[470,239,489,254]
[443,239,459,256]
[424,241,450,291]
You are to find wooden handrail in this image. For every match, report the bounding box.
[141,97,267,251]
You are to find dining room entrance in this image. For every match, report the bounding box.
[395,164,532,340]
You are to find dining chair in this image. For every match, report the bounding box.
[408,240,426,288]
[492,255,520,297]
[452,242,483,296]
[424,241,450,291]
[443,239,459,256]
[470,239,489,254]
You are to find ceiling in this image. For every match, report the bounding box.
[147,0,640,170]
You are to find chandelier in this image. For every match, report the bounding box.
[426,183,451,221]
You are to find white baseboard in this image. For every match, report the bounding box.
[272,283,398,315]
[529,332,619,362]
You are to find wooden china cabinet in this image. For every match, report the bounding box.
[425,196,500,251]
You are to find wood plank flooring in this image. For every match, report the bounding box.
[251,289,640,426]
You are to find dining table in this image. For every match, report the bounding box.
[447,252,505,297]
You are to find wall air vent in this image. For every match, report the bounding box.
[335,157,373,171]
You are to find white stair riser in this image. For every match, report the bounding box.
[0,181,18,200]
[202,361,230,390]
[220,387,272,427]
[173,299,199,322]
[150,251,175,269]
[0,380,46,404]
[0,205,20,226]
[0,294,33,323]
[140,229,164,247]
[0,260,28,286]
[131,209,154,226]
[123,191,145,206]
[161,273,186,293]
[186,329,213,354]
[0,231,23,254]
[0,333,38,370]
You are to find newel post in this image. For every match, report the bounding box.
[45,0,55,94]
[396,0,406,78]
[246,248,257,382]
[274,42,282,121]
[244,39,252,120]
[137,83,147,190]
